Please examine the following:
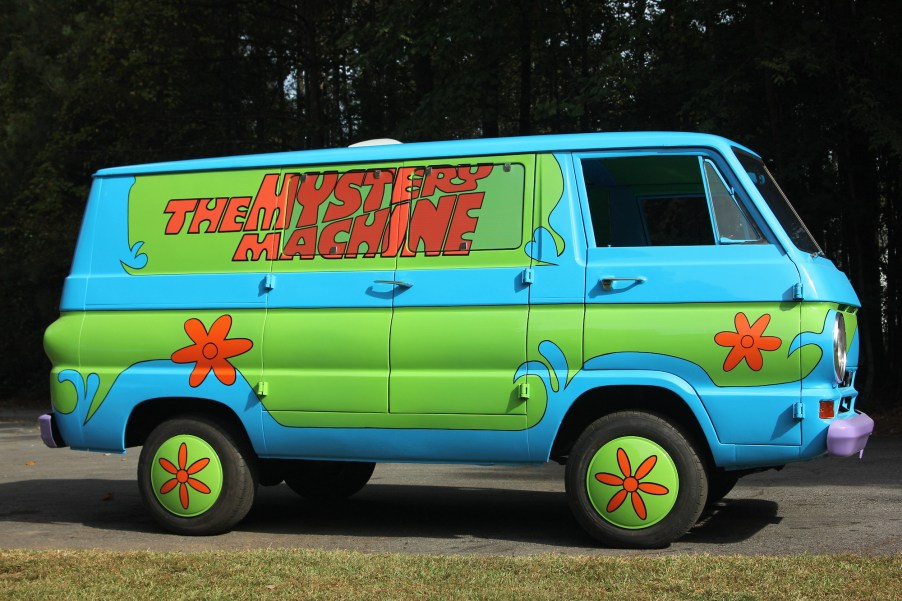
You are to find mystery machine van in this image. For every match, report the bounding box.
[42,132,873,548]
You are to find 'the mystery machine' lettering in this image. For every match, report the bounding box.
[162,165,495,261]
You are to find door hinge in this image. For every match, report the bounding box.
[263,273,276,291]
[522,268,535,285]
[255,381,269,397]
[792,283,804,301]
[793,401,805,419]
[518,382,530,400]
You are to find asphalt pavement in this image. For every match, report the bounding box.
[1,410,899,555]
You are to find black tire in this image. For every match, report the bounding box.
[706,470,740,505]
[138,415,257,535]
[565,411,708,548]
[284,460,376,502]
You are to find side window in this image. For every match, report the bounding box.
[641,195,713,246]
[403,162,525,255]
[581,154,762,248]
[703,160,763,244]
[274,159,528,269]
[278,167,396,262]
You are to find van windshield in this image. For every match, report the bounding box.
[733,149,822,255]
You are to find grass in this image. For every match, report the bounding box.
[1,550,899,600]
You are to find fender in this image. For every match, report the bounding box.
[53,360,265,453]
[524,368,734,466]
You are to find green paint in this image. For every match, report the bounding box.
[843,310,858,352]
[128,155,536,276]
[59,294,844,431]
[801,302,858,354]
[73,310,264,421]
[523,304,584,428]
[584,302,816,387]
[397,154,535,270]
[45,313,85,414]
[262,308,390,413]
[150,434,223,517]
[267,410,526,430]
[534,154,567,261]
[390,306,527,416]
[129,168,276,275]
[586,436,679,529]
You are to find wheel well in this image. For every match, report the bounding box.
[549,385,713,466]
[124,397,249,449]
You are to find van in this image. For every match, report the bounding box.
[41,132,873,547]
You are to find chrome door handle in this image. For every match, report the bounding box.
[374,280,413,288]
[599,276,646,291]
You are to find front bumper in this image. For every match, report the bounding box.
[826,411,873,457]
[39,413,67,448]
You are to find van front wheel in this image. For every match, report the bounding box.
[138,416,257,535]
[565,411,707,548]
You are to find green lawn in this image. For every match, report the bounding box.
[1,550,898,600]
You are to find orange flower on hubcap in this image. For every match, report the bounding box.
[595,448,670,520]
[159,442,211,510]
[171,314,253,387]
[714,312,782,372]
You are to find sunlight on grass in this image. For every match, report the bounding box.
[1,550,898,600]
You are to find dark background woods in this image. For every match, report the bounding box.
[1,0,899,407]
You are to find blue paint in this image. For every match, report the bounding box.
[56,370,100,415]
[53,360,265,453]
[95,132,759,177]
[261,413,530,463]
[393,266,529,308]
[121,241,148,270]
[796,257,860,305]
[525,227,561,265]
[529,153,587,305]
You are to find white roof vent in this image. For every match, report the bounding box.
[348,138,402,147]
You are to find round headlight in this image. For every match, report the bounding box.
[833,313,847,384]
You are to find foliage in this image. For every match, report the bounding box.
[1,0,899,402]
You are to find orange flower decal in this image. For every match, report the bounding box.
[159,442,211,510]
[714,312,782,372]
[595,448,669,520]
[171,315,253,387]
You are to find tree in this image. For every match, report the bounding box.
[1,0,899,404]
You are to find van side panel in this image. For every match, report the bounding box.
[45,133,865,471]
[390,158,533,419]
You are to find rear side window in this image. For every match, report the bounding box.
[580,154,762,248]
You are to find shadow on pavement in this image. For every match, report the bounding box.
[685,499,781,544]
[0,478,782,549]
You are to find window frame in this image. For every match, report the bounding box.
[699,157,765,245]
[573,148,775,250]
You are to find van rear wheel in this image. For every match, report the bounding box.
[565,411,707,548]
[138,416,257,535]
[284,460,376,502]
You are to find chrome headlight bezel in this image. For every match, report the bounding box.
[833,313,848,384]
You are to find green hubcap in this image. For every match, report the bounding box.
[150,434,223,517]
[586,436,679,529]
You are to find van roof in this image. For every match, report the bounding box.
[94,131,759,177]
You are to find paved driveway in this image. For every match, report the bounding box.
[1,410,899,555]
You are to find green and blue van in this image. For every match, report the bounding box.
[42,132,873,547]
